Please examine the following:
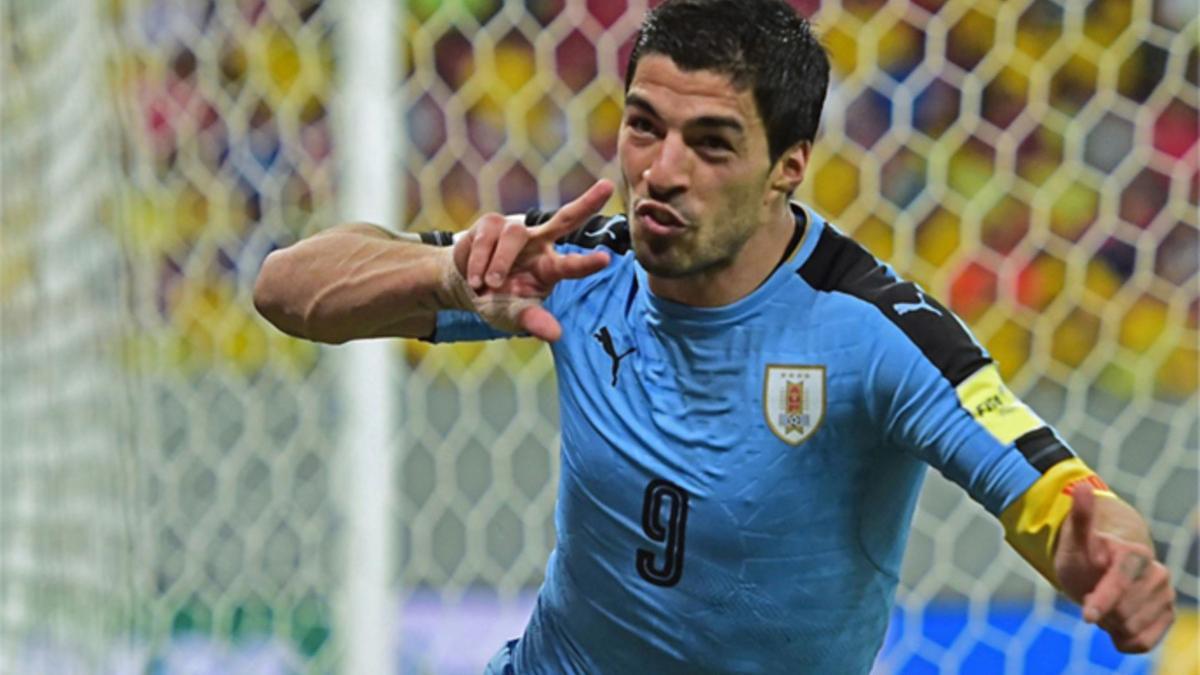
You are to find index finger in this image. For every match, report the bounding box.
[1083,549,1141,623]
[530,179,615,243]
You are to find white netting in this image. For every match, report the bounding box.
[0,0,1195,673]
[4,0,342,672]
[0,1,140,672]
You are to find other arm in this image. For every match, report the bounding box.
[856,277,1174,653]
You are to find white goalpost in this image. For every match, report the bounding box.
[332,0,402,673]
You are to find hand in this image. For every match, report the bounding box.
[449,180,614,341]
[1054,483,1175,653]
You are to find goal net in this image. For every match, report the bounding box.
[1,0,1195,673]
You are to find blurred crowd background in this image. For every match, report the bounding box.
[113,0,1196,398]
[2,0,1195,673]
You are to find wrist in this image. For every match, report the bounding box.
[1091,493,1154,550]
[433,246,477,313]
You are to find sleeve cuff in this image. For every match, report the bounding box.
[999,457,1118,589]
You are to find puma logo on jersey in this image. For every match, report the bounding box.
[583,218,622,241]
[593,326,636,386]
[893,292,942,317]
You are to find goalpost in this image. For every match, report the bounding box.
[333,0,401,673]
[1,1,1194,673]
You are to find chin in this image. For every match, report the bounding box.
[634,242,732,280]
[632,239,686,278]
[638,258,694,279]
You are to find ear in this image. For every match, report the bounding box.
[769,141,812,196]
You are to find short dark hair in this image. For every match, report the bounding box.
[624,0,830,164]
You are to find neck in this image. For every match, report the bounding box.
[648,200,795,307]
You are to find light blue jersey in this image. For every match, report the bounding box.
[431,205,1074,674]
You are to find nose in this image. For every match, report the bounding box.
[642,133,690,201]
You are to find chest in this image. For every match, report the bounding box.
[555,310,876,484]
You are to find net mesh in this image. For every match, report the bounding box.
[3,0,342,671]
[0,0,1195,673]
[0,2,139,671]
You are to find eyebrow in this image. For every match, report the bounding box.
[625,93,746,135]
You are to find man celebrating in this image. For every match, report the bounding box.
[254,0,1175,671]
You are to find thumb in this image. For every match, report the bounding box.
[517,305,564,342]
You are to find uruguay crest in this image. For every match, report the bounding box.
[763,365,826,445]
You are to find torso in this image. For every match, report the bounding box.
[516,208,927,674]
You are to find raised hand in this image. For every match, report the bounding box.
[447,179,615,341]
[1054,482,1175,653]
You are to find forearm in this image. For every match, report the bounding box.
[253,223,460,343]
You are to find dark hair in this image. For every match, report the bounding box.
[624,0,830,163]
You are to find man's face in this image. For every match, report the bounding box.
[618,55,776,279]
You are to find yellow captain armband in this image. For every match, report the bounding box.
[999,457,1118,589]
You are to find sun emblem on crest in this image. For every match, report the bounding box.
[763,365,826,445]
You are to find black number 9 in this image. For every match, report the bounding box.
[636,478,689,587]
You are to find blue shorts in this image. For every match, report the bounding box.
[483,638,517,675]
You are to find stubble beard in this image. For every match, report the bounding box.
[631,212,757,280]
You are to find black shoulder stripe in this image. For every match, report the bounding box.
[1014,428,1075,473]
[798,226,990,387]
[415,211,630,250]
[525,208,554,226]
[419,231,456,246]
[527,209,632,254]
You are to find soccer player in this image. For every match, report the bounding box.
[253,0,1176,671]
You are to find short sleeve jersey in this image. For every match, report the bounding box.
[431,204,1075,674]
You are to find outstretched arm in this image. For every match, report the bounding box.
[853,270,1176,653]
[1053,483,1175,652]
[254,180,614,343]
